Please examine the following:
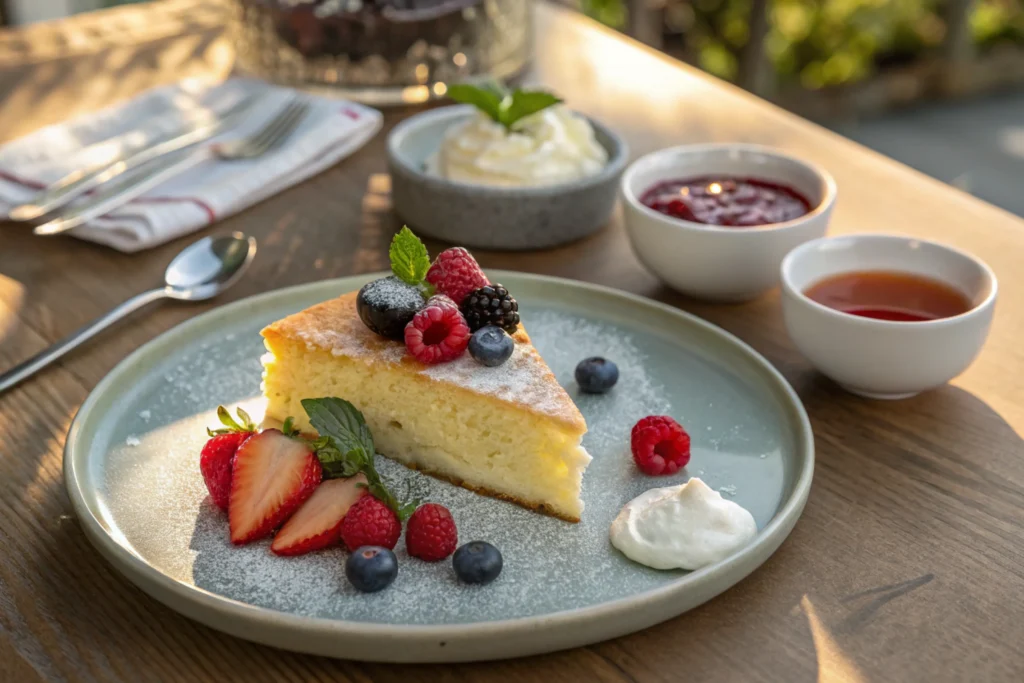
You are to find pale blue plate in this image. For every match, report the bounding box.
[64,272,813,662]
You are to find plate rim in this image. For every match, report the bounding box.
[64,270,814,661]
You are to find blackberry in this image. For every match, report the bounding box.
[356,276,425,340]
[461,284,520,333]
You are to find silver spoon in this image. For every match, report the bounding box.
[0,233,256,394]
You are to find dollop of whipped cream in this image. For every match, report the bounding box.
[427,105,608,187]
[609,478,757,571]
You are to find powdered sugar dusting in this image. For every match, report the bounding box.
[417,338,577,425]
[91,291,795,627]
[277,293,581,428]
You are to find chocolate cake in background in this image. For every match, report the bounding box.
[229,0,531,105]
[271,0,484,61]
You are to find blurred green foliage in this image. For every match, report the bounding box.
[582,0,629,27]
[582,0,1024,87]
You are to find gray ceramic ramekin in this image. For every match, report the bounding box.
[387,104,628,250]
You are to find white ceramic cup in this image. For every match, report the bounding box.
[780,234,997,399]
[621,144,837,301]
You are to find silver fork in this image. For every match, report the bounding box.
[9,91,265,222]
[34,96,310,236]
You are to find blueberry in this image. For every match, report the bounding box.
[468,326,514,367]
[452,541,503,585]
[357,276,425,341]
[345,546,398,593]
[575,357,619,394]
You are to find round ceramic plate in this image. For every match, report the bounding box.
[64,272,813,663]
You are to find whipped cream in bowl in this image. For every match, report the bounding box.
[386,102,627,250]
[427,105,609,188]
[610,478,757,571]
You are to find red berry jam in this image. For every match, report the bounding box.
[640,176,813,227]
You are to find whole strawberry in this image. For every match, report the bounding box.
[200,406,256,511]
[426,247,489,306]
[405,503,458,562]
[340,495,402,551]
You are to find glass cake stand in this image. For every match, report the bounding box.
[228,0,532,106]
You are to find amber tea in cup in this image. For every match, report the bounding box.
[803,271,972,322]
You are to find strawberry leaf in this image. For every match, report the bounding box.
[281,416,299,437]
[389,226,431,289]
[207,405,256,436]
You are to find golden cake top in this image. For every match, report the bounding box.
[262,293,587,434]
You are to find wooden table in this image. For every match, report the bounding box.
[2,2,1023,681]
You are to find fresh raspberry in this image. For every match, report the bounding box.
[200,432,250,511]
[630,416,691,476]
[404,295,471,364]
[340,496,402,551]
[426,247,489,306]
[405,503,458,562]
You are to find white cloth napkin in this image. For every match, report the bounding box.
[0,78,383,252]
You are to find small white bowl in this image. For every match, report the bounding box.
[781,234,997,399]
[621,144,837,301]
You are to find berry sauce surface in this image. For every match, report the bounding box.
[640,176,812,227]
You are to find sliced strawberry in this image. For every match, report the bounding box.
[229,429,322,545]
[271,474,368,556]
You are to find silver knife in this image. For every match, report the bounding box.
[32,147,213,236]
[7,91,264,221]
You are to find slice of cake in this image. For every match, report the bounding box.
[261,292,591,522]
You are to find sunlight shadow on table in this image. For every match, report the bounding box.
[949,375,1024,442]
[0,273,26,348]
[800,595,867,683]
[806,375,1023,453]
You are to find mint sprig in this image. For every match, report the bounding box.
[447,83,563,131]
[302,397,419,520]
[388,226,434,297]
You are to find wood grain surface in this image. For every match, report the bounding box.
[1,1,1023,681]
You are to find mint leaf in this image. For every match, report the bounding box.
[302,397,417,519]
[478,79,509,101]
[302,397,374,461]
[389,226,431,288]
[447,83,561,131]
[501,90,562,130]
[310,435,363,478]
[302,397,367,443]
[447,83,506,124]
